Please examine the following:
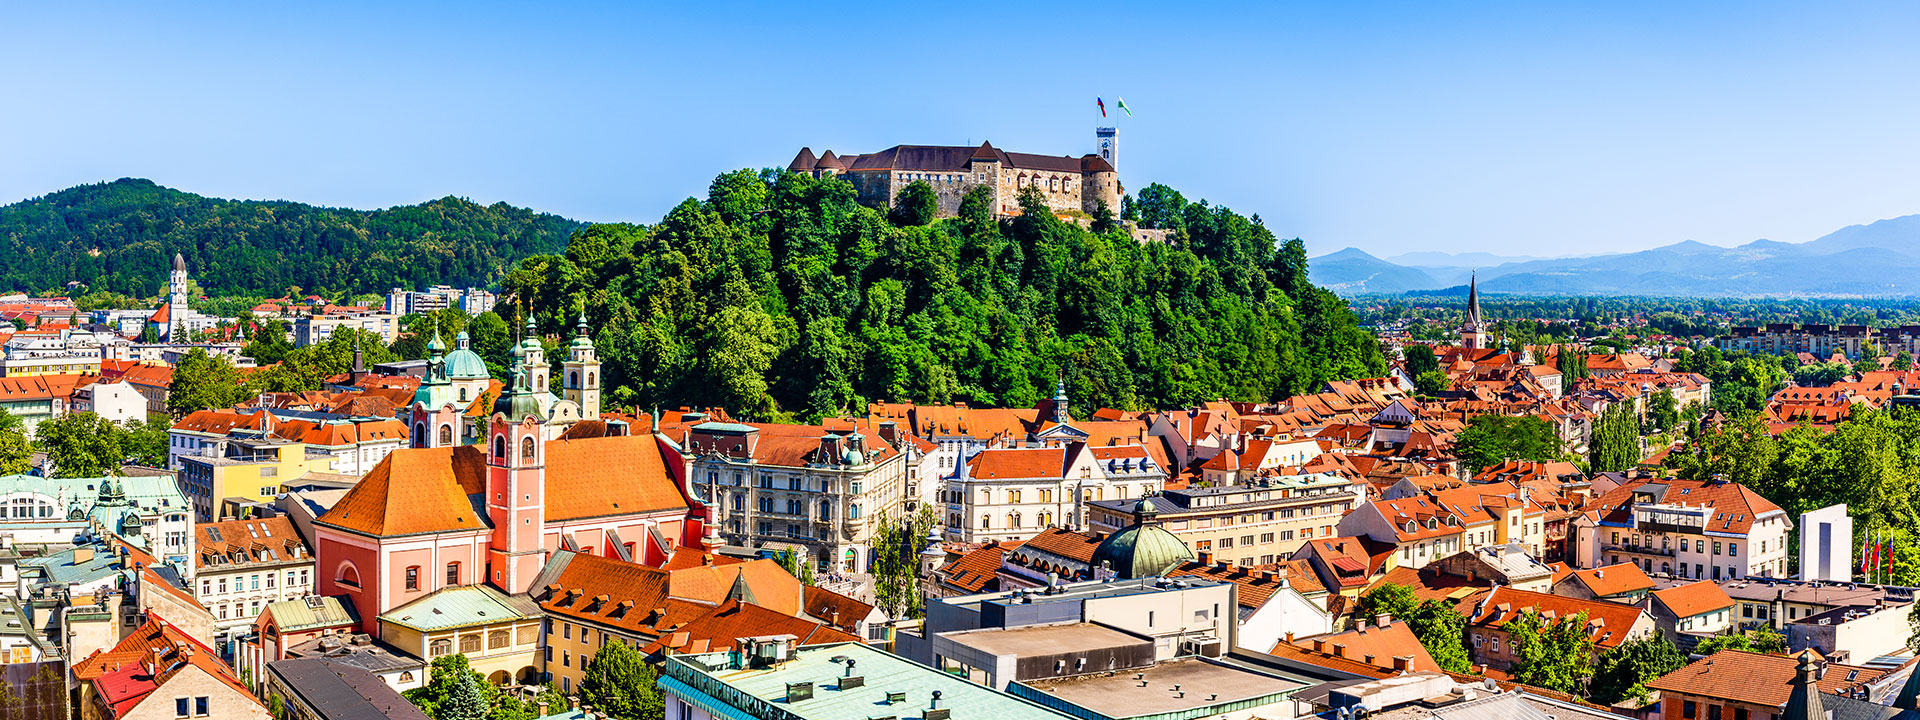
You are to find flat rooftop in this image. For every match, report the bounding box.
[941,623,1143,657]
[947,577,1227,613]
[1021,658,1305,719]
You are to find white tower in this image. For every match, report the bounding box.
[1096,127,1117,169]
[561,314,601,420]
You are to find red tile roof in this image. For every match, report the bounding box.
[1650,580,1734,619]
[317,434,688,538]
[1276,621,1439,672]
[966,447,1066,479]
[1556,563,1655,598]
[938,541,1018,593]
[1463,587,1650,650]
[1647,650,1885,707]
[638,599,860,656]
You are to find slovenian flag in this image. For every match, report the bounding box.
[1097,97,1106,117]
[1116,97,1134,117]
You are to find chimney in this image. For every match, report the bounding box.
[1197,551,1213,566]
[1393,656,1412,671]
[1312,638,1326,653]
[1284,632,1295,645]
[1375,613,1393,627]
[1332,643,1348,658]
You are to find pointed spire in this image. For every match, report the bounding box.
[172,253,186,273]
[726,570,759,605]
[1466,272,1483,328]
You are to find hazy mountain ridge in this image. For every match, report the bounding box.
[1312,215,1920,297]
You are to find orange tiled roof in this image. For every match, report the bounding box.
[537,553,807,638]
[1647,650,1884,707]
[638,599,860,656]
[939,541,1018,593]
[1464,586,1648,650]
[966,447,1066,479]
[1557,563,1654,597]
[1277,621,1439,672]
[1651,580,1734,619]
[317,434,687,538]
[194,517,309,571]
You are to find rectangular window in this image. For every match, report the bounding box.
[1683,702,1697,719]
[405,567,419,590]
[1708,705,1722,720]
[196,697,210,717]
[177,698,189,718]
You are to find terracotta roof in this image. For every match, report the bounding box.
[1463,587,1650,650]
[1167,559,1319,609]
[194,517,309,571]
[1588,477,1784,535]
[802,585,874,633]
[78,616,259,718]
[1016,528,1101,564]
[1647,650,1885,707]
[1276,621,1439,672]
[939,541,1019,593]
[536,552,808,638]
[317,434,688,538]
[1650,580,1735,619]
[1262,640,1394,678]
[1370,566,1491,604]
[638,599,860,657]
[966,447,1066,479]
[1557,563,1655,598]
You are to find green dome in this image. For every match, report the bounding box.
[1091,498,1193,580]
[445,332,489,380]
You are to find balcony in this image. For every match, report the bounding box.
[1603,543,1675,558]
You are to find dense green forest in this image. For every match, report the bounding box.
[0,178,582,297]
[494,171,1387,419]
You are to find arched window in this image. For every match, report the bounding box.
[981,515,991,530]
[489,630,509,649]
[587,371,596,388]
[493,436,506,460]
[1009,512,1021,528]
[413,423,426,444]
[460,387,469,402]
[569,371,578,388]
[404,566,420,591]
[334,563,361,589]
[430,639,451,656]
[979,489,991,504]
[521,436,535,459]
[819,500,832,520]
[460,634,481,653]
[399,671,415,683]
[438,425,452,446]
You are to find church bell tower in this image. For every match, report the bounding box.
[486,353,549,594]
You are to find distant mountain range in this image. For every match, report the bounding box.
[1311,215,1920,297]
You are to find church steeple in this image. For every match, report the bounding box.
[1459,272,1488,350]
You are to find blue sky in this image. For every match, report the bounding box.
[6,1,1920,259]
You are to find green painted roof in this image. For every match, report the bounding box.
[378,584,541,633]
[444,332,490,380]
[1091,508,1193,580]
[0,473,188,519]
[667,642,1073,720]
[20,542,126,586]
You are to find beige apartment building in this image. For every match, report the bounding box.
[1086,472,1363,567]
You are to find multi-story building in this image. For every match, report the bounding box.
[70,379,146,424]
[385,285,497,317]
[945,443,1165,545]
[1088,472,1363,566]
[687,421,908,575]
[176,440,328,521]
[72,616,269,720]
[0,473,195,567]
[1718,323,1876,360]
[787,131,1121,218]
[376,584,544,687]
[1462,586,1657,671]
[0,373,87,434]
[293,311,401,347]
[660,640,1078,720]
[1571,476,1793,580]
[192,517,315,648]
[170,409,410,475]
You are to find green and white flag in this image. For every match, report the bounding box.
[1116,97,1134,117]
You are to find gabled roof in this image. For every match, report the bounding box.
[1650,580,1735,619]
[1463,587,1649,650]
[1647,650,1885,707]
[638,599,860,657]
[195,516,308,571]
[1556,563,1655,598]
[1276,621,1439,673]
[965,447,1067,479]
[316,434,688,538]
[938,541,1019,594]
[79,616,259,718]
[535,551,809,639]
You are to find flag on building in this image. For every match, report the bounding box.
[1097,97,1107,117]
[1116,97,1134,117]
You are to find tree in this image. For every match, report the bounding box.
[0,409,30,476]
[1907,601,1920,654]
[1403,345,1439,382]
[441,668,487,720]
[242,318,294,365]
[1415,370,1450,395]
[137,324,159,343]
[1354,583,1418,625]
[1504,608,1595,695]
[1645,389,1679,433]
[889,181,938,227]
[1894,351,1914,372]
[35,413,129,478]
[1590,633,1685,705]
[168,349,247,416]
[1354,584,1470,672]
[579,638,664,720]
[1589,403,1642,473]
[872,504,940,620]
[1453,415,1562,473]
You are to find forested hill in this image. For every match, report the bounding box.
[502,172,1387,418]
[0,179,583,297]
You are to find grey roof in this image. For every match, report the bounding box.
[268,657,430,720]
[284,634,424,674]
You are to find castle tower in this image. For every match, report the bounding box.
[410,333,464,449]
[1459,273,1487,350]
[519,317,549,396]
[486,353,549,594]
[562,314,601,420]
[1096,127,1117,169]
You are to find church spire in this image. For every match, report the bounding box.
[1466,272,1483,328]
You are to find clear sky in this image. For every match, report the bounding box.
[7,2,1920,259]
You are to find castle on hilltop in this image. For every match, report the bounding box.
[788,128,1122,219]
